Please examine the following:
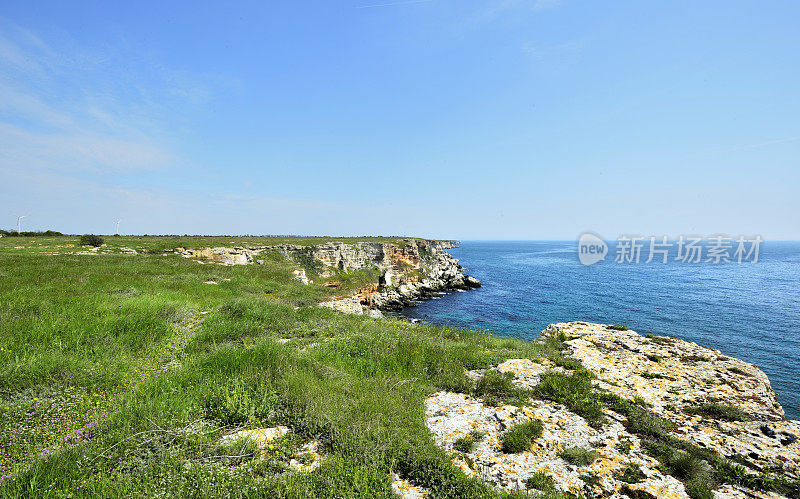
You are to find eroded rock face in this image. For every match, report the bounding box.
[290,240,480,312]
[179,240,480,312]
[424,323,800,498]
[181,247,258,266]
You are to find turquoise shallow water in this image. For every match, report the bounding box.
[403,240,800,420]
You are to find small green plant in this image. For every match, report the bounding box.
[616,440,633,454]
[646,354,661,363]
[641,371,663,380]
[559,447,600,466]
[525,471,555,491]
[535,371,605,427]
[202,380,278,425]
[501,419,543,453]
[620,484,657,498]
[474,369,530,406]
[684,403,748,422]
[615,463,646,483]
[607,324,629,331]
[580,473,601,488]
[728,366,746,375]
[79,234,105,247]
[453,430,482,453]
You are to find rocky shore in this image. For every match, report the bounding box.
[179,239,481,315]
[422,322,800,498]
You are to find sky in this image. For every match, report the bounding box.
[0,0,798,239]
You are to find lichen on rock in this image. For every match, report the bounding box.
[422,322,800,498]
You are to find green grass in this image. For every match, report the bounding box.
[684,403,748,422]
[1,237,798,498]
[614,463,646,483]
[500,420,543,453]
[534,371,606,427]
[474,369,533,406]
[452,431,483,453]
[559,447,599,466]
[525,471,555,490]
[0,234,424,256]
[0,241,546,497]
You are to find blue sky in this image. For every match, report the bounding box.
[1,1,798,239]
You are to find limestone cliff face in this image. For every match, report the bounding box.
[179,239,480,314]
[297,239,481,313]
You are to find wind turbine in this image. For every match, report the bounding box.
[17,215,27,234]
[115,219,122,235]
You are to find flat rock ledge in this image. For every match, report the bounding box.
[418,323,799,499]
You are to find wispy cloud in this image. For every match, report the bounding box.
[0,20,213,177]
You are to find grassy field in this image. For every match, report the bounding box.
[0,236,549,497]
[0,235,423,256]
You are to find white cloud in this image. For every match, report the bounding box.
[0,20,210,178]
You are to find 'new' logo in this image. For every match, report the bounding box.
[578,232,607,266]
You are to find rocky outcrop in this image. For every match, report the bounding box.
[424,323,799,498]
[180,246,258,266]
[179,239,481,313]
[304,239,481,312]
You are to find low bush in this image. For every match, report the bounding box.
[474,369,530,406]
[684,403,748,422]
[500,419,543,453]
[453,430,483,453]
[525,471,555,491]
[580,473,601,487]
[79,234,105,247]
[535,372,605,427]
[615,463,646,483]
[607,324,629,331]
[559,447,599,466]
[202,379,278,426]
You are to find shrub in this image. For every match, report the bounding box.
[453,430,483,453]
[475,370,515,398]
[474,369,530,406]
[580,473,601,487]
[620,484,657,498]
[646,354,661,363]
[559,447,600,466]
[607,324,629,331]
[641,372,663,379]
[79,234,104,247]
[535,372,605,427]
[501,419,543,453]
[202,380,278,425]
[617,440,633,454]
[684,403,748,422]
[525,471,555,491]
[615,463,646,483]
[666,451,711,482]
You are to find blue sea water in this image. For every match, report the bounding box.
[403,240,800,420]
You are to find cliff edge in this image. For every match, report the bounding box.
[424,322,799,498]
[179,239,481,315]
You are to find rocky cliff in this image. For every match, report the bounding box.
[424,322,800,498]
[179,239,480,314]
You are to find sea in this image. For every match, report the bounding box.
[402,240,800,420]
